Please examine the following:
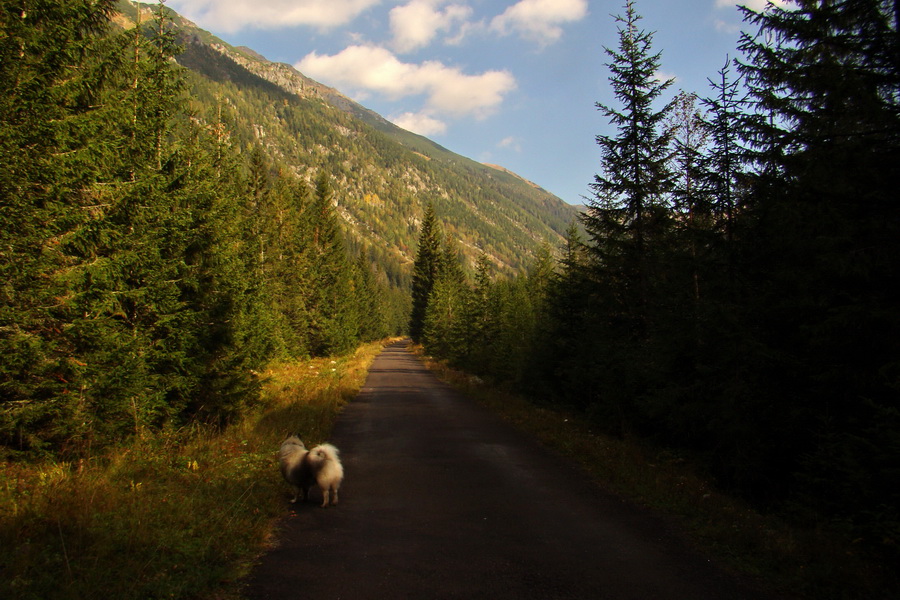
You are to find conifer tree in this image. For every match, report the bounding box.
[235,145,287,362]
[485,246,555,384]
[701,57,746,253]
[0,0,124,451]
[532,224,596,407]
[409,203,442,342]
[352,254,389,342]
[452,253,495,372]
[577,0,675,428]
[421,233,467,359]
[61,1,204,437]
[270,176,314,358]
[177,118,263,425]
[585,0,675,332]
[304,171,358,355]
[736,0,900,528]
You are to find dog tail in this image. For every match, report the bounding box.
[312,443,340,460]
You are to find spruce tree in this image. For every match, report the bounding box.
[235,145,286,362]
[271,176,314,358]
[585,0,675,332]
[409,202,442,342]
[304,171,357,355]
[736,0,900,530]
[61,1,204,438]
[578,0,675,429]
[485,247,555,385]
[176,119,263,425]
[352,253,389,343]
[453,253,494,372]
[701,57,747,253]
[421,233,467,359]
[0,0,134,451]
[529,224,592,406]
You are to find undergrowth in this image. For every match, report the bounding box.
[414,346,897,600]
[0,340,386,600]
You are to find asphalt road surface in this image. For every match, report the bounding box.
[245,340,778,599]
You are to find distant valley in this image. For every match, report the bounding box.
[115,0,580,283]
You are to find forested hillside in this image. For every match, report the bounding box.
[0,0,578,456]
[116,0,578,280]
[0,1,376,455]
[413,0,900,579]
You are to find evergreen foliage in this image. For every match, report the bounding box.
[418,0,900,571]
[0,0,397,456]
[579,0,677,429]
[587,0,675,281]
[5,0,900,577]
[701,57,747,255]
[736,0,900,543]
[409,203,442,342]
[1,0,126,452]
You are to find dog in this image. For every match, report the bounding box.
[279,435,315,504]
[306,443,343,508]
[278,435,344,507]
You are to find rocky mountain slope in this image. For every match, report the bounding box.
[116,1,580,281]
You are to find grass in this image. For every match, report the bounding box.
[0,340,387,600]
[413,346,897,600]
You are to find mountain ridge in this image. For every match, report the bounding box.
[115,0,579,276]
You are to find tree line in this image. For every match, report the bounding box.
[411,0,900,562]
[0,0,394,456]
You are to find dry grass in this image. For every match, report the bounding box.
[414,346,896,600]
[0,340,387,600]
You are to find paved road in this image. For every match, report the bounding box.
[245,340,777,599]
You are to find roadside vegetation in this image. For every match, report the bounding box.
[0,341,385,600]
[416,347,897,600]
[3,2,898,598]
[410,3,899,598]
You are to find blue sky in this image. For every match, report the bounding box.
[155,1,785,205]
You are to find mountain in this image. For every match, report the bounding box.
[115,1,580,282]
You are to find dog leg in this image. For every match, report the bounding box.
[320,489,330,508]
[290,486,299,504]
[331,487,339,506]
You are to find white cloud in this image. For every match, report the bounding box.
[166,0,380,33]
[296,45,516,118]
[498,136,522,152]
[654,70,678,84]
[490,0,587,46]
[713,18,741,34]
[389,0,473,53]
[392,111,448,136]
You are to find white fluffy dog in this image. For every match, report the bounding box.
[306,443,343,508]
[278,436,343,508]
[279,435,314,504]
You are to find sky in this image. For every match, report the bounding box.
[151,0,787,205]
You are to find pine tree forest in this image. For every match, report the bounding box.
[3,0,900,580]
[0,0,396,456]
[413,0,900,568]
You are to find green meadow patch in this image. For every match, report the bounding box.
[0,341,385,600]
